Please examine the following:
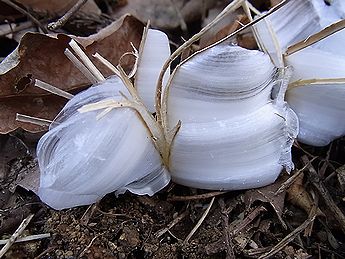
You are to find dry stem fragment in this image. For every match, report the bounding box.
[16,113,52,127]
[302,155,345,234]
[0,233,50,245]
[92,53,121,77]
[35,79,74,99]
[168,191,227,202]
[0,0,48,33]
[286,19,345,56]
[64,49,99,84]
[154,211,188,238]
[288,78,345,89]
[0,214,34,258]
[48,0,89,31]
[259,211,317,259]
[68,40,105,82]
[183,197,215,244]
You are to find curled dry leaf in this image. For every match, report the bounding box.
[0,14,144,134]
[200,13,257,49]
[286,172,324,217]
[14,0,101,16]
[244,175,288,228]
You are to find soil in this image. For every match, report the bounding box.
[1,139,345,258]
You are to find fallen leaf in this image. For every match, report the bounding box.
[14,0,101,16]
[286,172,324,217]
[111,0,218,30]
[0,95,65,134]
[200,9,257,49]
[244,175,288,229]
[0,14,144,133]
[0,134,28,184]
[16,159,40,194]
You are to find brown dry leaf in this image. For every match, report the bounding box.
[111,0,218,30]
[244,175,288,229]
[0,14,144,133]
[14,0,101,15]
[200,11,257,49]
[16,159,40,194]
[0,135,28,184]
[270,0,283,7]
[286,172,324,217]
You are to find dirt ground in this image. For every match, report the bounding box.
[0,136,345,258]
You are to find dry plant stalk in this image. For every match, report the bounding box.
[0,214,35,258]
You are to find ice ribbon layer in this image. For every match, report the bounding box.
[37,77,170,210]
[167,45,298,190]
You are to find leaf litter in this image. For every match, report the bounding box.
[0,0,344,258]
[0,14,143,133]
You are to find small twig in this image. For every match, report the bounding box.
[259,212,317,259]
[0,233,50,245]
[0,0,48,33]
[80,203,98,226]
[230,206,266,237]
[34,245,57,259]
[93,53,121,77]
[304,190,319,237]
[167,230,182,241]
[64,49,99,84]
[218,198,235,259]
[183,197,215,244]
[244,247,272,257]
[0,21,35,37]
[68,40,105,82]
[302,155,345,234]
[286,19,345,56]
[289,78,345,90]
[155,211,188,238]
[78,234,102,258]
[0,214,34,258]
[245,1,261,16]
[35,79,74,99]
[125,42,139,78]
[318,245,345,259]
[293,141,317,159]
[96,209,132,219]
[48,0,88,31]
[242,1,264,52]
[319,142,333,178]
[275,157,317,195]
[168,191,227,202]
[16,113,52,127]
